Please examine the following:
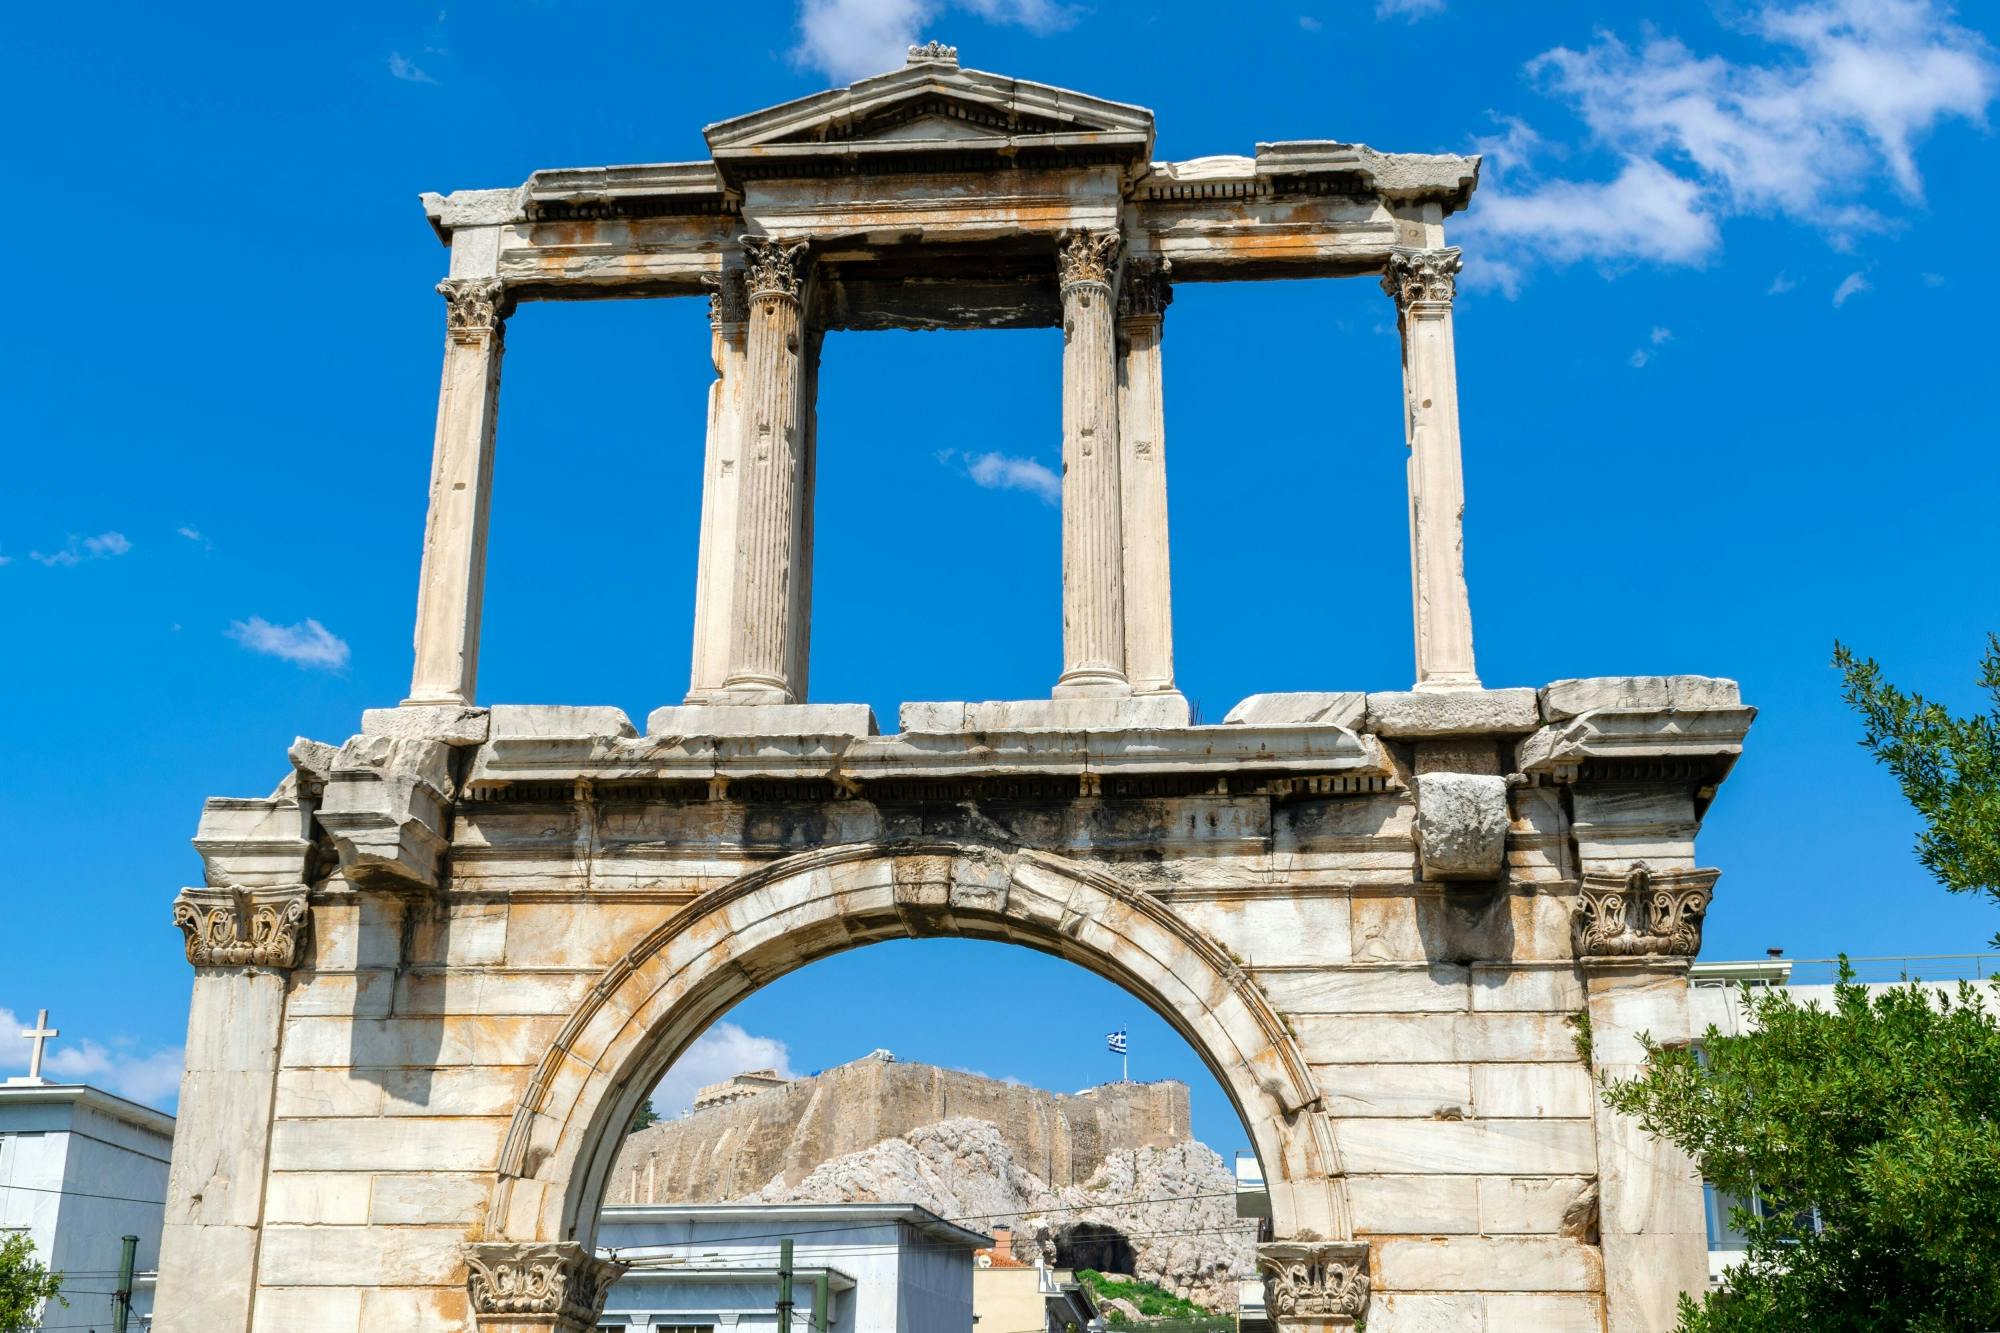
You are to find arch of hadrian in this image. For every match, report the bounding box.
[156,45,1754,1333]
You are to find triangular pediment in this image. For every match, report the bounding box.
[704,56,1154,164]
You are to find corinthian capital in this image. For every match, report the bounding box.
[1381,245,1463,310]
[1258,1240,1371,1323]
[704,267,749,326]
[466,1242,629,1333]
[437,277,512,335]
[172,886,311,970]
[740,236,810,303]
[1057,229,1122,291]
[1118,257,1174,320]
[1574,862,1719,959]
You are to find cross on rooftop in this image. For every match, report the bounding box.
[19,1008,57,1082]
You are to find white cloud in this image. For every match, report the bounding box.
[1650,325,1674,345]
[792,0,1075,83]
[29,531,132,567]
[388,52,439,84]
[1298,15,1321,32]
[1465,1,1997,284]
[1629,349,1651,369]
[1768,271,1799,293]
[0,1008,183,1108]
[227,616,352,671]
[964,451,1062,504]
[646,1022,797,1120]
[1832,270,1871,305]
[1376,0,1444,19]
[178,526,205,542]
[1922,270,1946,286]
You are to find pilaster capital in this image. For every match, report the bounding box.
[172,886,311,970]
[437,277,513,338]
[1257,1239,1371,1324]
[1057,228,1122,293]
[465,1242,628,1333]
[1574,861,1719,959]
[740,236,810,304]
[1381,245,1462,311]
[704,267,749,327]
[1118,256,1173,321]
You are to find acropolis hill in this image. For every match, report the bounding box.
[608,1053,1192,1204]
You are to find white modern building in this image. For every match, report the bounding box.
[595,1202,990,1332]
[1688,954,1993,1285]
[0,1079,172,1331]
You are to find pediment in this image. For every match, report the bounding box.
[705,57,1154,165]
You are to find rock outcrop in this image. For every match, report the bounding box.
[739,1118,1251,1311]
[609,1053,1190,1202]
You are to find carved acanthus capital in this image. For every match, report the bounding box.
[1381,245,1462,311]
[1057,229,1123,293]
[1258,1240,1371,1324]
[466,1242,628,1333]
[1118,257,1174,321]
[172,886,311,970]
[704,268,749,327]
[740,236,810,304]
[437,277,512,336]
[1574,862,1719,959]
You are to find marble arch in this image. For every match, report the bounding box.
[494,842,1344,1250]
[153,42,1757,1333]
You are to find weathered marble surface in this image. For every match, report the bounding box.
[155,676,1749,1333]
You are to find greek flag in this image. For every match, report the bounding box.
[1107,1029,1128,1055]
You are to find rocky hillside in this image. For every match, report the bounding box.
[737,1117,1252,1311]
[609,1053,1189,1203]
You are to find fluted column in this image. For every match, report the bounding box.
[1383,246,1480,691]
[720,237,813,703]
[1054,229,1131,698]
[406,278,510,706]
[686,268,749,702]
[1117,258,1178,696]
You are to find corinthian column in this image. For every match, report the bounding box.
[406,278,510,706]
[1053,229,1130,698]
[686,268,749,702]
[1117,258,1178,697]
[720,237,813,703]
[1383,246,1480,691]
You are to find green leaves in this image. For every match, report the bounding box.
[0,1233,64,1333]
[1835,635,2000,944]
[1604,972,2000,1331]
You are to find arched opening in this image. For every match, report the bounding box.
[600,934,1258,1321]
[488,842,1347,1265]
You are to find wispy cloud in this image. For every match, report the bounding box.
[177,526,205,543]
[1629,349,1651,369]
[227,616,352,671]
[1833,270,1871,305]
[0,1008,183,1108]
[1650,325,1674,345]
[947,449,1063,504]
[1376,0,1444,19]
[388,51,438,85]
[792,0,1076,83]
[1465,0,1998,289]
[645,1022,797,1120]
[29,531,132,568]
[1298,15,1322,32]
[1768,271,1799,294]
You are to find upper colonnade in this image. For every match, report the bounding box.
[407,41,1485,723]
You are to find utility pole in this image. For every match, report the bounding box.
[813,1269,830,1331]
[114,1234,138,1333]
[776,1236,795,1329]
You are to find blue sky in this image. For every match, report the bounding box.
[3,1,1997,1152]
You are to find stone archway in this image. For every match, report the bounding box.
[485,840,1350,1256]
